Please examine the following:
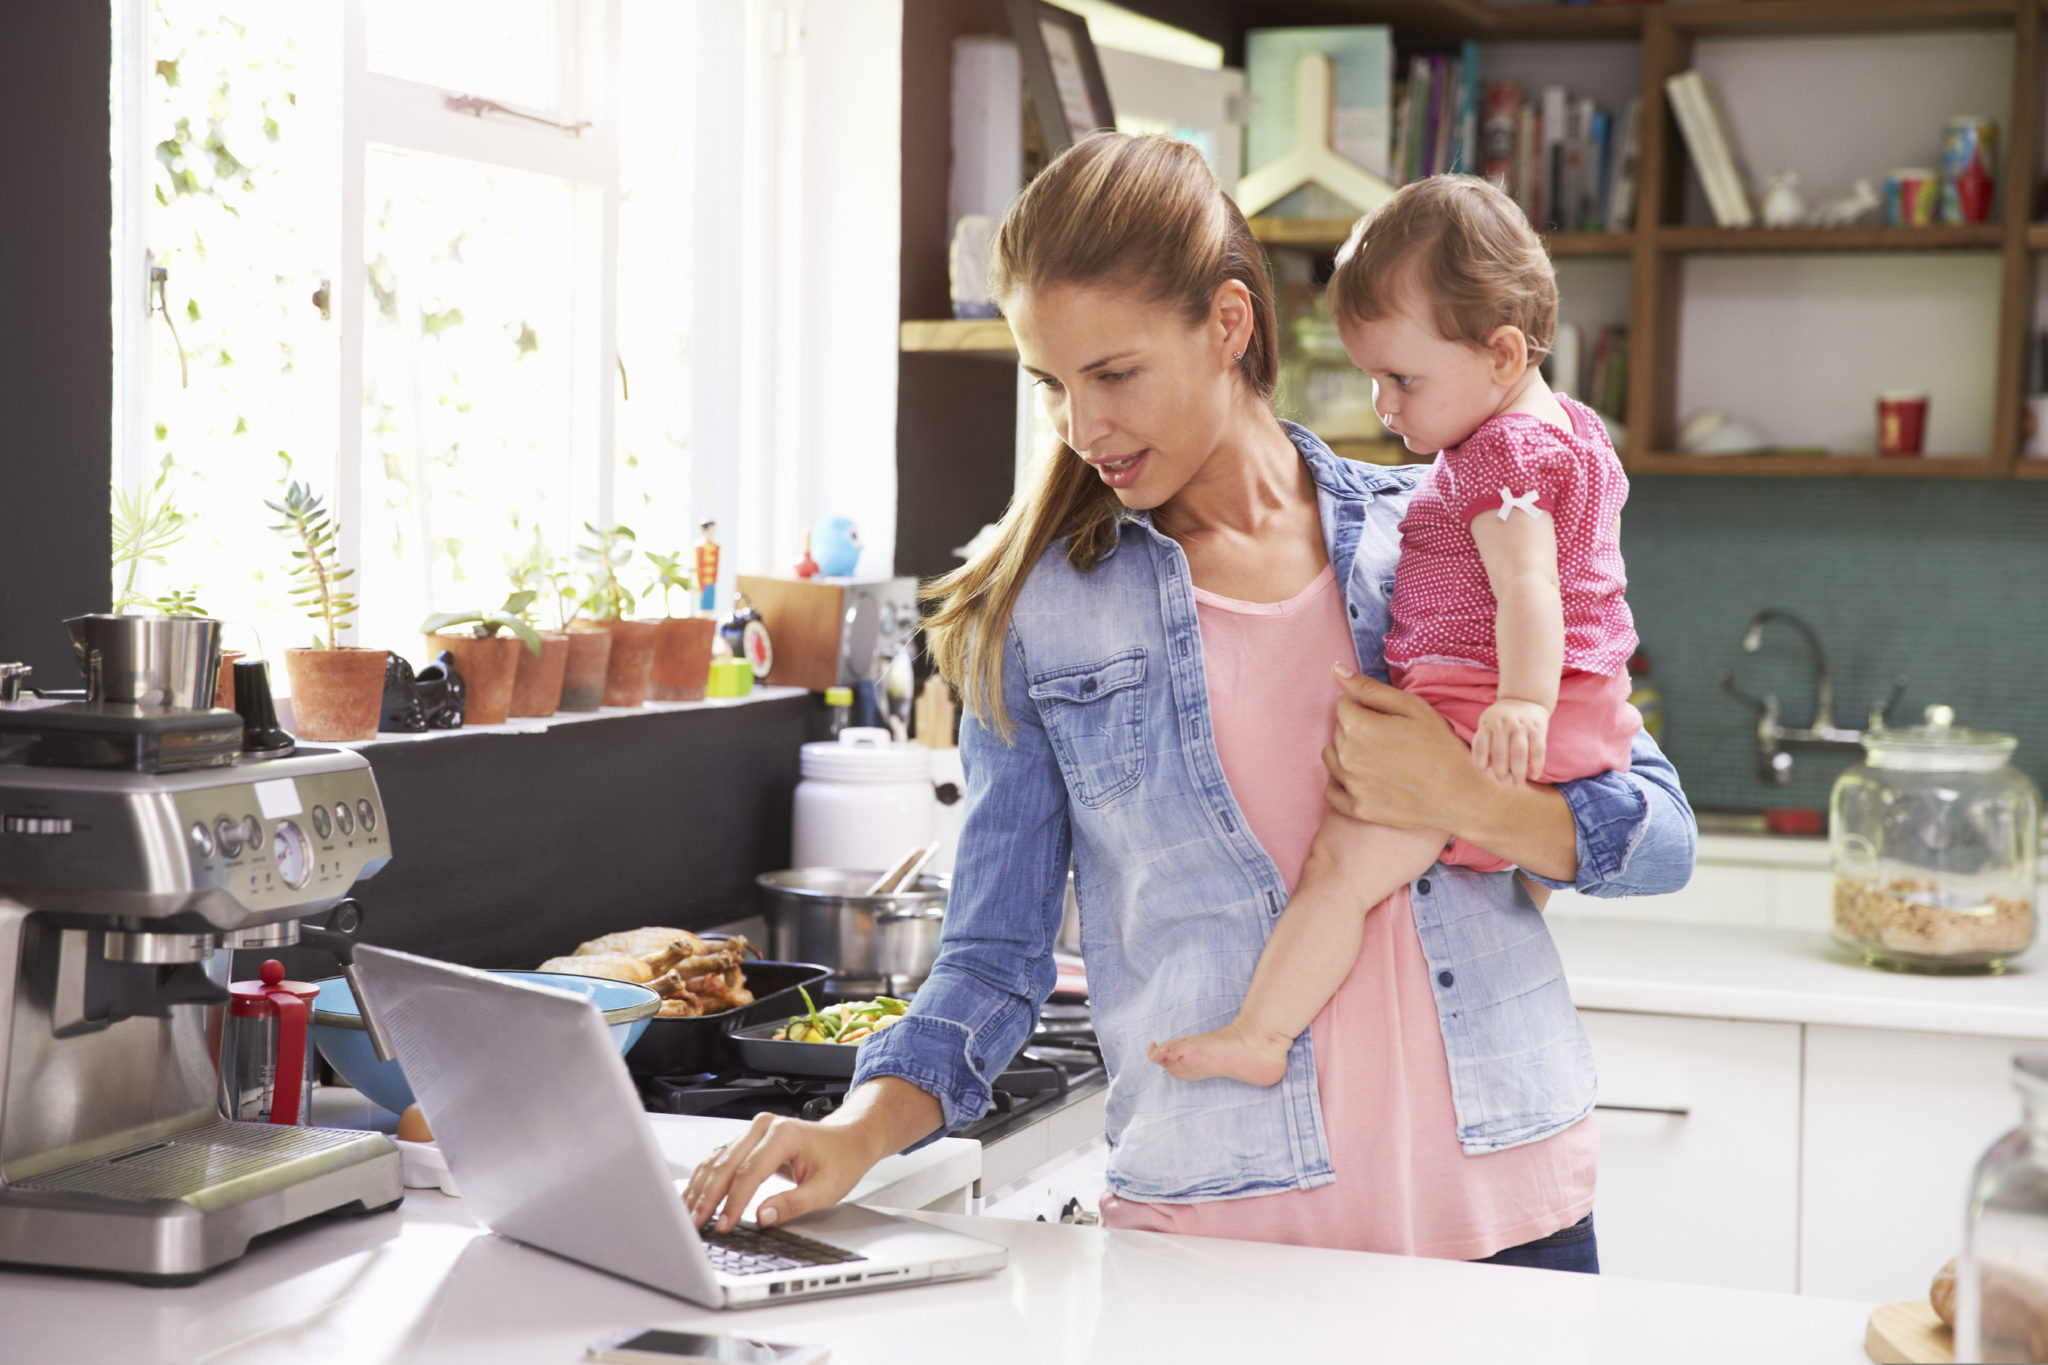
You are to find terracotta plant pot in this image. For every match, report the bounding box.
[215,650,244,710]
[509,631,570,717]
[427,633,525,726]
[283,647,388,741]
[649,617,716,702]
[599,618,659,708]
[559,626,613,712]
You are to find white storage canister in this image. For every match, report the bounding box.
[792,727,937,873]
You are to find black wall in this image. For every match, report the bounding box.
[263,698,814,980]
[2,5,114,679]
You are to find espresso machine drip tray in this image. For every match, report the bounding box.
[15,1121,382,1202]
[1,1122,401,1282]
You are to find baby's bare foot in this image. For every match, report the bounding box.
[1147,1022,1290,1087]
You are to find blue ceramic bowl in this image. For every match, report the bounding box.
[310,970,661,1114]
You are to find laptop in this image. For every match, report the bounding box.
[352,945,1008,1307]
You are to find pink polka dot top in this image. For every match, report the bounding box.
[1384,394,1637,678]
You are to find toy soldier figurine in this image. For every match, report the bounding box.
[693,520,720,615]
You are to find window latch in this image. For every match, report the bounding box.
[442,93,590,137]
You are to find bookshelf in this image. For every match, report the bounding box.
[894,0,2048,510]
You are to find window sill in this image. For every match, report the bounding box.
[281,684,811,748]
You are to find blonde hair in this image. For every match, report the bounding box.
[1327,174,1557,362]
[922,132,1279,738]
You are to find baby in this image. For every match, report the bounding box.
[1150,175,1640,1087]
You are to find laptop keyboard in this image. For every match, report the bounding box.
[699,1222,868,1278]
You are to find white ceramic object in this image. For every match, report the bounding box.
[792,728,937,873]
[1760,171,1806,227]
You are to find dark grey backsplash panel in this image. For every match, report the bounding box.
[1620,475,2048,812]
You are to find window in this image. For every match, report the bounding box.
[116,0,900,678]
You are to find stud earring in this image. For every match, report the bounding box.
[1232,351,1244,363]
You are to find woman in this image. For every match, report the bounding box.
[689,134,1695,1271]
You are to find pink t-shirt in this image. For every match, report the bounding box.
[1385,395,1636,677]
[1099,564,1598,1260]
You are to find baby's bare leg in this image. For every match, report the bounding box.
[1148,814,1448,1085]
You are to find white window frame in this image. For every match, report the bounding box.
[110,1,903,645]
[339,0,621,643]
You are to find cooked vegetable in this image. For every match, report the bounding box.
[769,990,909,1044]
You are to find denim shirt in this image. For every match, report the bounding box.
[854,423,1697,1202]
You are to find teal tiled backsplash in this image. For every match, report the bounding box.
[1619,475,2048,813]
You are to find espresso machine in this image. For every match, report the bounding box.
[0,615,402,1283]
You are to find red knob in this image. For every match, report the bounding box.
[260,959,286,986]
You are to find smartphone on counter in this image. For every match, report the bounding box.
[586,1328,829,1365]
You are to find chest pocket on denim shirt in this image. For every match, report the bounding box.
[1028,649,1147,809]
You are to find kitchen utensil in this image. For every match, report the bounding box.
[755,868,948,993]
[1864,1300,1953,1363]
[220,960,319,1125]
[624,959,831,1076]
[63,613,224,709]
[311,970,660,1113]
[732,574,918,694]
[728,1018,868,1079]
[1957,1054,2048,1362]
[1831,705,2038,972]
[866,840,940,896]
[792,729,937,873]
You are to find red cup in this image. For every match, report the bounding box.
[1877,391,1928,456]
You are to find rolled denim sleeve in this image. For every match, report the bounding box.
[1527,728,1697,898]
[851,626,1070,1148]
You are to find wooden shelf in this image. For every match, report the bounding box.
[1630,454,2002,478]
[1486,5,1649,40]
[1666,0,2017,36]
[900,318,1014,356]
[2029,224,2048,250]
[1655,224,2005,253]
[1251,216,1632,256]
[2017,459,2048,477]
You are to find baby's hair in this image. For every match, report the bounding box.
[1326,174,1558,364]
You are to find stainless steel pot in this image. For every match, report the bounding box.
[755,868,948,994]
[64,614,223,709]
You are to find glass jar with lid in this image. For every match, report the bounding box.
[1958,1054,2048,1362]
[1830,705,2038,973]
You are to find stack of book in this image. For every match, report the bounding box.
[1479,81,1640,234]
[1663,69,1755,228]
[1390,43,1482,184]
[1586,324,1629,420]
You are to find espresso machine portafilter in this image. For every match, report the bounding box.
[0,743,403,1283]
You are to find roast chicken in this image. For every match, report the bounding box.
[536,927,755,1018]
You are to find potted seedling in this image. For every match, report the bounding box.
[268,481,385,740]
[644,548,715,702]
[578,522,656,708]
[110,477,233,704]
[420,591,545,726]
[502,534,573,717]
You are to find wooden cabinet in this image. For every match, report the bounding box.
[1799,1024,2026,1304]
[1580,1009,1803,1292]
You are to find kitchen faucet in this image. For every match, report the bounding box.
[1718,608,1905,785]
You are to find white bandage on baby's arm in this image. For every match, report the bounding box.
[1496,487,1543,521]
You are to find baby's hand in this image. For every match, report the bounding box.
[1472,699,1551,786]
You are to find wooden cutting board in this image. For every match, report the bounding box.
[1865,1300,1953,1364]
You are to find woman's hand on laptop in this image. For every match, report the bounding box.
[685,1077,944,1233]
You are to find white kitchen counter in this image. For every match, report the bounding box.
[0,1116,1877,1365]
[1553,915,2048,1038]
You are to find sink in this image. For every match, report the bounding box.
[1695,810,1769,835]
